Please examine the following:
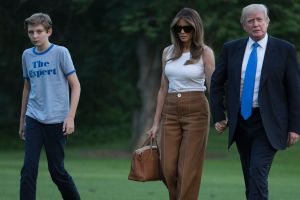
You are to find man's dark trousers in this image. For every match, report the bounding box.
[234,108,277,200]
[20,116,80,200]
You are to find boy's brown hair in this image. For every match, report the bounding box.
[24,13,52,31]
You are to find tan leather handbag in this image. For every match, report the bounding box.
[128,138,163,182]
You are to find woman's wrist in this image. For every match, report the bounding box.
[152,122,159,128]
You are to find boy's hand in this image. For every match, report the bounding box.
[63,116,75,135]
[18,122,26,140]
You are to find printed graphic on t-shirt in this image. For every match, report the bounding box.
[28,60,57,78]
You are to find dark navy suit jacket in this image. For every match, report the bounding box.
[210,36,300,150]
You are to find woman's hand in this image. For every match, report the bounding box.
[147,125,159,139]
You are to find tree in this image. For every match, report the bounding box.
[0,0,300,149]
[121,0,300,148]
[121,0,192,147]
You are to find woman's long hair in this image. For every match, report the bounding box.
[169,8,205,65]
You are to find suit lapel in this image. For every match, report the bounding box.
[260,37,276,87]
[233,38,248,87]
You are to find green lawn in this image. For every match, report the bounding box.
[0,131,299,200]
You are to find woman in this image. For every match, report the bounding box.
[148,7,215,200]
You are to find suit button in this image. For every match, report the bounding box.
[177,93,181,98]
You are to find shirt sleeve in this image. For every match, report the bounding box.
[22,52,29,79]
[60,47,76,77]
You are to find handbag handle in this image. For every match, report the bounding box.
[140,137,160,155]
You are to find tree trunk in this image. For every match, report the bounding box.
[131,36,162,148]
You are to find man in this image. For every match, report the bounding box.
[210,4,300,200]
[19,13,81,199]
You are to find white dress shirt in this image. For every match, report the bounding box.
[240,34,268,107]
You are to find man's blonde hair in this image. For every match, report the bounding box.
[240,4,270,25]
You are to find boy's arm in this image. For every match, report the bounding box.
[19,79,30,140]
[63,73,81,135]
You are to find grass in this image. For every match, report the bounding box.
[0,130,300,200]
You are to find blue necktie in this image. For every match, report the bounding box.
[241,42,259,120]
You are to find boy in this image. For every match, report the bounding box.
[19,13,81,200]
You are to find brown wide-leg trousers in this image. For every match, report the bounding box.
[161,91,209,200]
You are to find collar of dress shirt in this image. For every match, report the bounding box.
[247,34,268,50]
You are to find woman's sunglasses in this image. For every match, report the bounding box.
[173,25,194,33]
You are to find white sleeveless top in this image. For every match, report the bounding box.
[164,51,206,93]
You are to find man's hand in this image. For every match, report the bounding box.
[63,116,75,135]
[287,132,299,147]
[215,120,228,134]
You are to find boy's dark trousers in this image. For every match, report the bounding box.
[20,116,80,200]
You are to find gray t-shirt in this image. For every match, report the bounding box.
[22,44,76,124]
